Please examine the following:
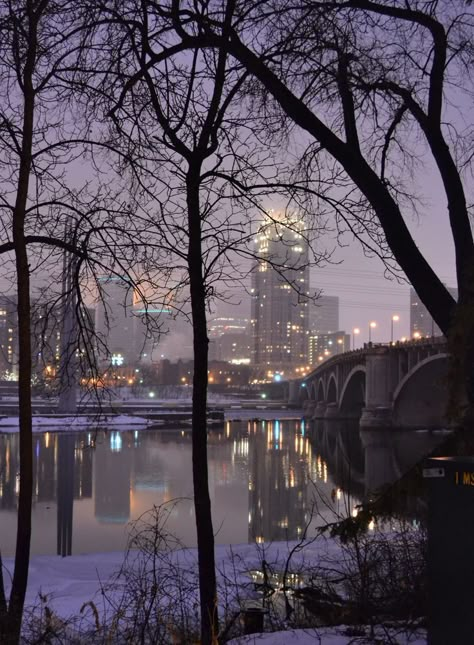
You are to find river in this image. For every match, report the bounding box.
[0,417,449,556]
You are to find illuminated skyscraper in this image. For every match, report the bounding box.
[0,295,17,376]
[251,213,310,379]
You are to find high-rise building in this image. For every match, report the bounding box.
[208,315,251,363]
[410,286,458,338]
[0,296,17,376]
[95,276,134,365]
[0,294,87,379]
[308,331,350,365]
[250,213,310,380]
[309,295,339,334]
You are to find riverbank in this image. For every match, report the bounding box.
[4,536,427,643]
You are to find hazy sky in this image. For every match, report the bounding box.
[217,166,458,346]
[313,164,459,344]
[0,185,457,348]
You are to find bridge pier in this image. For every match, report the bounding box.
[303,399,316,416]
[324,402,339,419]
[313,401,327,418]
[360,349,394,428]
[288,380,300,405]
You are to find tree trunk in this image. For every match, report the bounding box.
[0,4,37,641]
[186,163,218,644]
[3,220,34,645]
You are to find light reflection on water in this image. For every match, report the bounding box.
[0,419,447,556]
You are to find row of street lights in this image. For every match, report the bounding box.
[352,314,401,349]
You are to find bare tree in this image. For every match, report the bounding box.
[0,2,152,641]
[155,0,474,421]
[82,2,329,641]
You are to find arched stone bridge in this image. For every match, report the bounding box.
[288,338,452,429]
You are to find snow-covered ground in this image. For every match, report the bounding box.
[0,414,151,430]
[3,539,427,644]
[228,628,426,644]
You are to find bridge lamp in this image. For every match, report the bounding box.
[391,314,400,344]
[413,331,421,340]
[369,321,377,343]
[352,327,360,350]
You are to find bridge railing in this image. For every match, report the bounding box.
[301,336,448,382]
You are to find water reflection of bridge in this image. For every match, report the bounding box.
[310,420,448,507]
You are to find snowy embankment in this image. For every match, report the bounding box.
[0,414,151,430]
[3,539,427,644]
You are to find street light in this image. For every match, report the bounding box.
[391,314,400,344]
[369,321,377,343]
[352,327,360,350]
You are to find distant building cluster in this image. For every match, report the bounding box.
[0,228,459,390]
[249,214,349,381]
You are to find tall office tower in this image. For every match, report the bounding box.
[410,286,458,338]
[0,295,18,376]
[251,213,310,379]
[95,276,135,365]
[309,295,339,334]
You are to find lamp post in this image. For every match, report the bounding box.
[391,314,400,344]
[352,327,360,350]
[369,321,377,343]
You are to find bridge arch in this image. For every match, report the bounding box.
[316,379,325,403]
[392,353,450,428]
[326,375,338,404]
[339,366,366,418]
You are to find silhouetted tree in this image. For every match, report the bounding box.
[84,2,328,640]
[0,2,148,641]
[156,0,474,421]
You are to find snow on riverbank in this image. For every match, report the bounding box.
[228,628,426,644]
[0,414,151,430]
[3,539,427,644]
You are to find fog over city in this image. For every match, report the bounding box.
[0,1,471,644]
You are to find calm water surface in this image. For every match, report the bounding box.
[0,419,447,556]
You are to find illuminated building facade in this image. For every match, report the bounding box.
[410,286,457,338]
[0,295,92,380]
[308,331,350,365]
[0,296,17,376]
[208,314,251,363]
[251,214,310,380]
